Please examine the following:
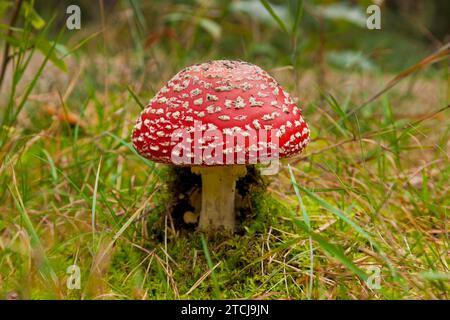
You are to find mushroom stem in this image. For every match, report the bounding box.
[192,165,247,233]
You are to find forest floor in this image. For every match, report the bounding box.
[0,47,449,299]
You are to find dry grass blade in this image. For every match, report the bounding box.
[184,262,221,296]
[91,157,102,240]
[92,189,158,271]
[346,44,450,117]
[8,166,59,286]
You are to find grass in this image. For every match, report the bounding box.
[0,0,449,300]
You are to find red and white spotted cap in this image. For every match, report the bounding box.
[132,60,309,165]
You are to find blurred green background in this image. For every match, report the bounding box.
[31,0,449,71]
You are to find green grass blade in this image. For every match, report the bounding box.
[259,0,288,33]
[12,32,59,124]
[292,0,304,35]
[42,149,58,182]
[295,183,400,279]
[287,164,314,298]
[289,211,368,281]
[107,132,156,170]
[127,85,145,110]
[200,234,221,299]
[8,183,57,284]
[287,164,310,228]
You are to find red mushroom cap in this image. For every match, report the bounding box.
[132,60,309,165]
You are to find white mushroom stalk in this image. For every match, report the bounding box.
[192,165,247,232]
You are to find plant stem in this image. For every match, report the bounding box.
[0,0,23,91]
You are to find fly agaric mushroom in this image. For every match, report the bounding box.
[132,60,309,233]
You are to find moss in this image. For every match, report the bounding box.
[146,165,269,236]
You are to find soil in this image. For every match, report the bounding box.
[166,165,267,233]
